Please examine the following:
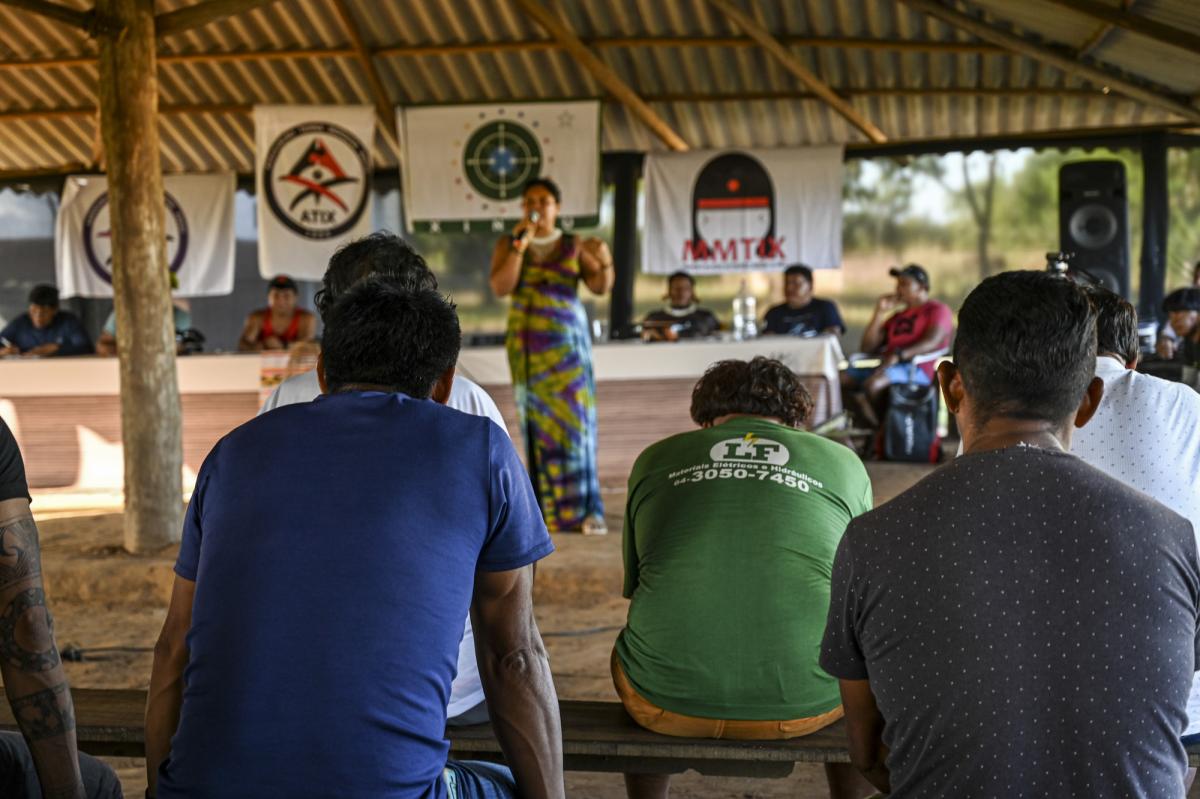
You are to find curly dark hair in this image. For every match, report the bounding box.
[315,232,435,321]
[690,357,813,428]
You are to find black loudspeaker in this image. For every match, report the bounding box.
[1059,160,1130,297]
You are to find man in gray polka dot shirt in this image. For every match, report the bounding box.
[821,271,1200,798]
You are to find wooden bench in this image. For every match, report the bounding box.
[3,689,1199,776]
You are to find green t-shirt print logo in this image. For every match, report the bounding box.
[709,433,790,465]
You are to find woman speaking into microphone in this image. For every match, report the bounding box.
[490,177,614,534]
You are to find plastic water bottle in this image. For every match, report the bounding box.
[732,280,757,340]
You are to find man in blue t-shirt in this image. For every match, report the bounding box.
[762,264,845,338]
[0,285,93,357]
[145,278,563,799]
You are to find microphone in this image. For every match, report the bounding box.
[515,210,541,246]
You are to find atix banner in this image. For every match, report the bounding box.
[56,172,236,299]
[255,105,375,280]
[398,101,601,233]
[642,146,844,274]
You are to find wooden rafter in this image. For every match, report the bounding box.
[328,0,399,154]
[0,87,1137,124]
[511,0,688,152]
[1074,0,1133,57]
[154,0,285,37]
[897,0,1200,124]
[707,0,887,143]
[0,35,1010,74]
[1045,0,1200,57]
[0,0,112,33]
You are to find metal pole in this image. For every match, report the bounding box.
[1138,132,1168,322]
[605,152,642,337]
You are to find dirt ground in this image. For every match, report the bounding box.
[33,462,938,798]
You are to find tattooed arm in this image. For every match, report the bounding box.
[0,497,84,799]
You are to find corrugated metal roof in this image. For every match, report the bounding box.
[0,0,1197,175]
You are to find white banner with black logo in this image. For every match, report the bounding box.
[55,172,236,299]
[254,105,375,280]
[642,146,844,274]
[398,101,601,233]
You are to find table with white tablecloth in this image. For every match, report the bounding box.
[459,335,844,485]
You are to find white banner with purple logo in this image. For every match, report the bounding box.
[642,146,844,274]
[255,105,375,280]
[55,172,236,299]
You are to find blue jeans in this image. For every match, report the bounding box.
[845,363,932,387]
[443,760,516,798]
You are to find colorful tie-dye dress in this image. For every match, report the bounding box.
[505,234,604,532]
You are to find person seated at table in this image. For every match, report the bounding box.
[96,299,193,357]
[641,272,720,341]
[842,264,952,425]
[614,356,874,799]
[0,285,93,357]
[1156,287,1200,364]
[1155,263,1200,356]
[236,275,316,351]
[762,263,845,337]
[0,418,122,798]
[145,277,563,798]
[822,270,1200,798]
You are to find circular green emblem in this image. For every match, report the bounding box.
[461,120,542,201]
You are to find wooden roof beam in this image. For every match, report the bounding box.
[328,0,399,155]
[1073,0,1133,58]
[155,0,286,37]
[0,0,114,34]
[511,0,688,152]
[897,0,1200,124]
[1045,0,1200,57]
[707,0,887,143]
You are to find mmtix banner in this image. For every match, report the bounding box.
[398,101,601,233]
[255,105,375,280]
[642,146,844,274]
[56,172,235,298]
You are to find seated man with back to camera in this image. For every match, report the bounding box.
[260,231,507,726]
[614,356,875,799]
[1070,286,1200,769]
[640,271,720,341]
[841,264,952,426]
[0,418,123,798]
[0,285,93,358]
[822,270,1200,798]
[145,278,563,798]
[762,263,845,337]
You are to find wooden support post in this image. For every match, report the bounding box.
[706,0,888,143]
[1138,132,1168,321]
[897,0,1200,124]
[96,0,182,553]
[512,0,689,152]
[0,0,104,31]
[605,152,642,337]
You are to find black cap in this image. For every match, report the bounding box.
[889,264,930,289]
[268,275,298,293]
[1164,287,1200,313]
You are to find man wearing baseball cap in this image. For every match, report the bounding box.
[1157,287,1200,365]
[237,275,317,351]
[843,264,953,425]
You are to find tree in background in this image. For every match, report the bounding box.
[1167,149,1200,287]
[916,152,1000,280]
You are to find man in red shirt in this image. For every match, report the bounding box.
[843,264,953,425]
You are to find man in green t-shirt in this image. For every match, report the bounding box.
[613,356,874,799]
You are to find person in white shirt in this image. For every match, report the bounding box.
[259,231,507,726]
[1071,287,1200,754]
